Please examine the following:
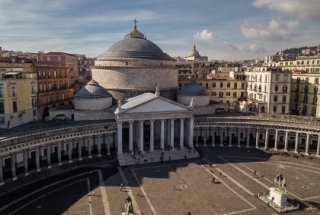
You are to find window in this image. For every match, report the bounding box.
[227,82,230,88]
[220,82,223,88]
[282,106,286,114]
[275,74,280,81]
[282,95,286,103]
[226,92,230,96]
[233,92,237,98]
[275,85,278,92]
[32,98,36,108]
[283,85,287,92]
[219,92,223,98]
[12,101,17,113]
[241,83,245,89]
[212,82,216,88]
[273,106,277,113]
[212,92,217,96]
[0,86,2,97]
[31,84,36,94]
[315,78,319,85]
[0,102,4,114]
[274,95,278,102]
[11,85,16,97]
[234,83,237,89]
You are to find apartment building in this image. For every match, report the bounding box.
[0,60,37,128]
[242,67,291,114]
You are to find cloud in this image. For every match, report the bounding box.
[253,0,320,20]
[222,42,267,54]
[240,19,299,40]
[194,29,215,41]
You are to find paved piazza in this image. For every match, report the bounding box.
[1,148,320,215]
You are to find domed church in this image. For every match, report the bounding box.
[48,21,226,166]
[92,21,178,100]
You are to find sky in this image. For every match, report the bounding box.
[0,0,319,60]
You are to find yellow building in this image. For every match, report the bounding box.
[179,70,246,110]
[0,61,37,128]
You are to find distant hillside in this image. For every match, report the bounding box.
[276,46,317,56]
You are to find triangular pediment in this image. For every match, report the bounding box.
[127,98,188,113]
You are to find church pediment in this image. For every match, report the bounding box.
[127,98,187,113]
[115,93,190,115]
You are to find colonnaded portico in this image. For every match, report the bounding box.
[194,115,320,157]
[115,92,198,166]
[1,114,320,185]
[0,122,117,185]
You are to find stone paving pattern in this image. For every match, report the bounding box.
[0,148,320,214]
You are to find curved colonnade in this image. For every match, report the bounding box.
[194,116,320,157]
[0,122,117,185]
[1,115,320,185]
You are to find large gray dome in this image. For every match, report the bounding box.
[98,27,173,61]
[75,80,111,98]
[179,81,208,96]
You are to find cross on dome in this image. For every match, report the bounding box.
[133,18,138,30]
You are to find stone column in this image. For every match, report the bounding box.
[11,153,17,181]
[35,147,41,172]
[139,120,144,152]
[284,131,289,152]
[129,121,133,152]
[106,135,111,156]
[170,119,175,149]
[47,145,52,168]
[180,118,184,149]
[219,128,223,146]
[246,128,250,148]
[117,122,123,154]
[316,135,320,157]
[294,132,299,154]
[57,142,62,166]
[195,129,199,146]
[0,157,3,185]
[150,120,154,152]
[78,139,82,161]
[274,130,279,151]
[97,136,102,157]
[23,149,29,176]
[189,117,194,148]
[237,129,241,148]
[211,129,215,147]
[264,129,269,150]
[161,119,165,150]
[68,141,73,163]
[305,133,310,156]
[255,129,259,148]
[228,129,232,147]
[203,130,207,146]
[88,137,92,159]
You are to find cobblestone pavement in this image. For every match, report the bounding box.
[0,148,320,214]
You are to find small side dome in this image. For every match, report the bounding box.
[75,80,111,98]
[178,80,208,96]
[178,80,209,107]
